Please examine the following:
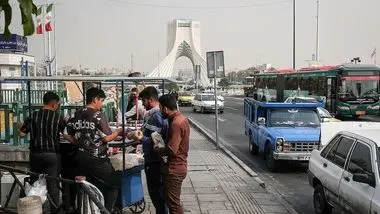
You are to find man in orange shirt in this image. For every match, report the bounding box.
[155,94,190,214]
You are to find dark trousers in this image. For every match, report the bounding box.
[145,162,168,214]
[163,173,186,214]
[60,144,78,211]
[30,152,61,212]
[76,151,120,212]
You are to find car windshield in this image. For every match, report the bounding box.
[295,97,318,103]
[317,107,332,118]
[341,78,380,102]
[202,95,215,101]
[269,109,320,127]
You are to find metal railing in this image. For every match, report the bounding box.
[0,76,176,212]
[0,163,110,214]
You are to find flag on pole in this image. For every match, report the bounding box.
[371,47,377,59]
[36,7,43,34]
[45,3,53,32]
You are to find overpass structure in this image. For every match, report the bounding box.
[147,19,211,87]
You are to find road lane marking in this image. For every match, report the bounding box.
[209,115,226,122]
[225,107,239,111]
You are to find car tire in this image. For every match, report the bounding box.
[313,185,332,214]
[201,107,205,114]
[265,145,277,171]
[249,135,259,155]
[192,106,197,113]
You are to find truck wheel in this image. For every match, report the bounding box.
[265,145,277,171]
[249,135,259,155]
[201,107,205,114]
[192,106,196,112]
[313,185,332,214]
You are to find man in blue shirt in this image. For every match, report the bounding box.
[138,86,168,214]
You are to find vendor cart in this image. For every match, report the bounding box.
[109,120,145,214]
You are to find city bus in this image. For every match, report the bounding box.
[243,76,255,97]
[245,64,380,117]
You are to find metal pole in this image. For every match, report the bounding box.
[20,58,24,90]
[82,82,86,107]
[26,61,31,117]
[48,31,52,90]
[316,0,320,62]
[292,0,296,70]
[121,81,126,171]
[213,53,219,149]
[162,80,165,94]
[53,4,58,90]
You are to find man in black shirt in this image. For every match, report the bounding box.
[19,92,75,212]
[67,87,121,212]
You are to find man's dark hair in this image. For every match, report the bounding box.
[131,87,138,93]
[139,86,158,101]
[86,87,106,104]
[159,94,178,110]
[43,91,60,105]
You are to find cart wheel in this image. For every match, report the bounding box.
[129,199,146,213]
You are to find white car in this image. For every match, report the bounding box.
[284,97,338,122]
[284,96,319,104]
[308,122,380,214]
[192,93,224,114]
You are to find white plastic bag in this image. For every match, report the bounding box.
[24,174,48,204]
[109,153,144,171]
[76,180,104,214]
[151,132,165,149]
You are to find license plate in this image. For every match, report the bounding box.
[356,111,366,115]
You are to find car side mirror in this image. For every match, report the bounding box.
[257,117,266,125]
[353,173,376,187]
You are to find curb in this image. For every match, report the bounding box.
[188,117,266,188]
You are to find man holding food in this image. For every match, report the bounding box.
[129,86,168,214]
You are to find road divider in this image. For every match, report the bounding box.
[187,116,266,188]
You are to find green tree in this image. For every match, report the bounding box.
[218,78,230,87]
[166,82,179,91]
[1,0,38,38]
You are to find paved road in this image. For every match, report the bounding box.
[181,97,380,214]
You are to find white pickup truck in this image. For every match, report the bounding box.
[308,122,380,214]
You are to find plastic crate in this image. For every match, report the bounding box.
[119,164,144,208]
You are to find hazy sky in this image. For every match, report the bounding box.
[6,0,380,74]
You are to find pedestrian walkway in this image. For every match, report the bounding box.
[125,128,295,214]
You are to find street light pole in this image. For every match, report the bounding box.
[292,0,296,70]
[316,0,320,62]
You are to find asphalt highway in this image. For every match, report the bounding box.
[181,96,380,214]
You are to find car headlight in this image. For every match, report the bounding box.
[371,105,380,110]
[276,138,284,152]
[338,106,350,110]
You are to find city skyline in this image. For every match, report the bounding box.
[4,0,380,74]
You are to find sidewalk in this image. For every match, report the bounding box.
[125,128,295,214]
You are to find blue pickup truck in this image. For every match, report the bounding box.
[244,98,322,171]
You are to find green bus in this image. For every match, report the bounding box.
[246,64,380,117]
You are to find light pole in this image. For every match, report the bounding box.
[316,0,320,62]
[292,0,296,70]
